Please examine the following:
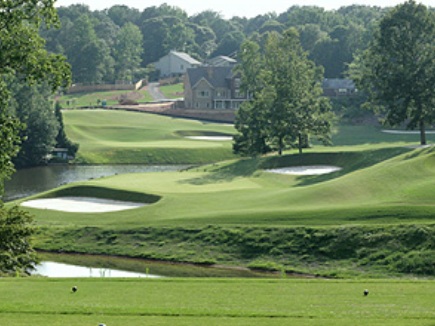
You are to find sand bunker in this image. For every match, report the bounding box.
[186,136,232,141]
[265,165,341,176]
[382,129,435,134]
[21,197,145,213]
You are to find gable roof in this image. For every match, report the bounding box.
[187,66,234,89]
[208,56,237,66]
[170,51,201,65]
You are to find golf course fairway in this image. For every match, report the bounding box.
[0,278,433,326]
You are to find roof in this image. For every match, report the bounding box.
[187,66,234,89]
[170,51,201,65]
[322,78,355,89]
[208,56,237,66]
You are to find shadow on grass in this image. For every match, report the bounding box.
[402,145,435,161]
[180,157,262,185]
[181,147,411,186]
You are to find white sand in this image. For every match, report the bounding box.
[21,197,146,213]
[382,129,435,134]
[186,136,232,141]
[265,165,342,176]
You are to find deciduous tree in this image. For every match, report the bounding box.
[234,29,333,156]
[0,0,71,275]
[350,0,435,145]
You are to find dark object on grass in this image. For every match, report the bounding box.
[364,289,369,296]
[72,286,78,293]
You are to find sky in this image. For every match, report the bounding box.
[55,0,435,18]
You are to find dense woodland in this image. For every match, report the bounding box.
[42,4,395,83]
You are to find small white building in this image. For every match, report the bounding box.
[154,51,202,77]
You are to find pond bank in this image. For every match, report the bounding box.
[38,252,276,278]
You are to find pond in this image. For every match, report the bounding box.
[3,164,190,202]
[34,253,274,278]
[33,261,159,278]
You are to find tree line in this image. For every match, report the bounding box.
[41,3,390,84]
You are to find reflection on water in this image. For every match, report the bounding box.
[33,261,160,278]
[4,164,190,202]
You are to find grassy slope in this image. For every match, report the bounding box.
[159,83,184,99]
[64,109,236,164]
[22,147,435,277]
[14,110,435,277]
[23,147,435,227]
[59,89,153,107]
[0,278,433,326]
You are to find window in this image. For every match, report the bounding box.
[197,90,210,97]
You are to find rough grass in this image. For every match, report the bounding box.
[58,89,153,107]
[0,278,433,325]
[159,83,184,99]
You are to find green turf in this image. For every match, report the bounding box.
[58,89,153,108]
[63,109,236,164]
[21,147,435,227]
[159,83,184,99]
[0,278,433,326]
[12,110,435,277]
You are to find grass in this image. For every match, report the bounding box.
[0,278,433,325]
[63,109,236,164]
[9,110,435,277]
[58,89,153,108]
[159,82,184,99]
[21,147,435,227]
[17,146,435,277]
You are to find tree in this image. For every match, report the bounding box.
[65,14,114,83]
[113,23,143,82]
[54,102,79,158]
[0,207,38,276]
[141,16,194,66]
[234,29,333,156]
[107,5,140,27]
[212,30,245,57]
[10,82,60,168]
[350,1,435,145]
[0,0,71,275]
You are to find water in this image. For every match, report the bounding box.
[3,164,190,202]
[33,261,160,278]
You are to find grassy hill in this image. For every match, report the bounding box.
[22,147,435,227]
[64,109,236,164]
[5,109,434,326]
[17,146,434,277]
[9,109,435,277]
